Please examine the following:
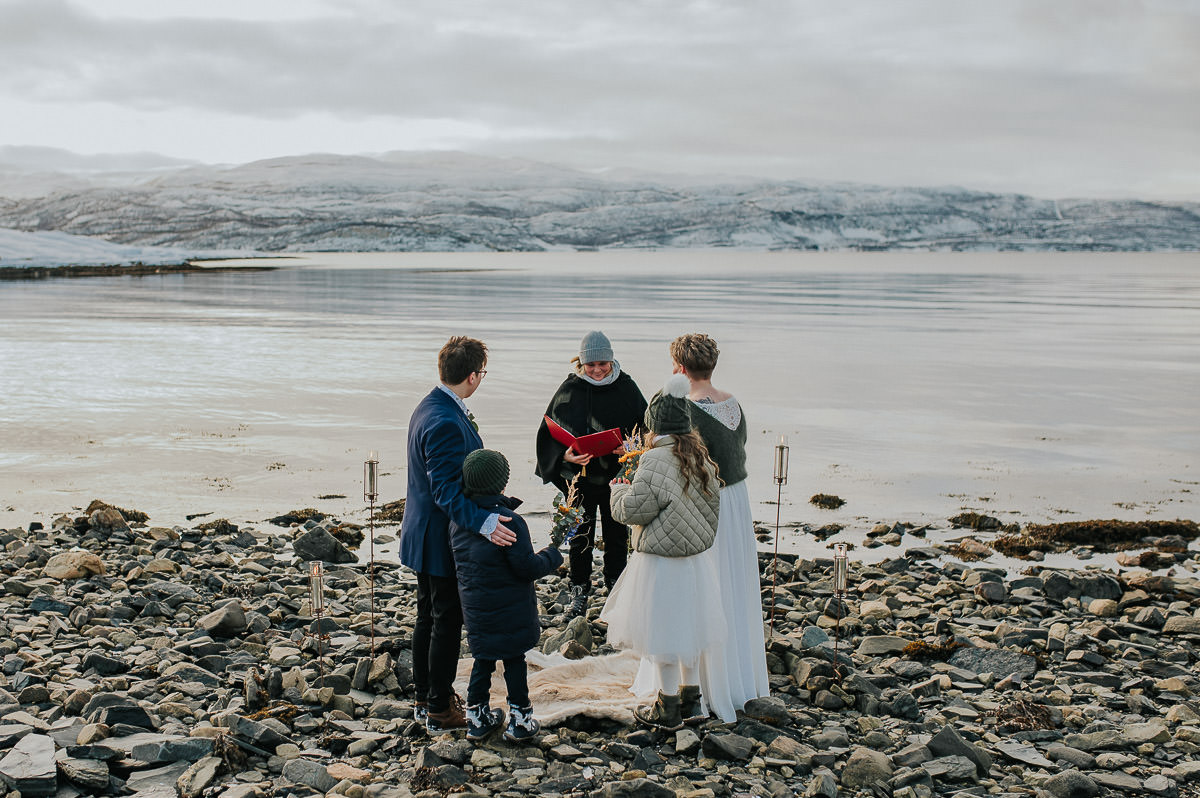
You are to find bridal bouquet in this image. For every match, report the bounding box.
[549,476,585,547]
[616,427,652,482]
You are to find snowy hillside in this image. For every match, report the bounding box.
[0,228,228,270]
[1,151,1198,255]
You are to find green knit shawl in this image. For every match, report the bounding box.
[689,401,748,486]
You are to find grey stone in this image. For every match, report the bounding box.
[0,732,56,797]
[1044,770,1100,798]
[812,727,851,750]
[922,754,977,782]
[1123,720,1171,746]
[856,635,909,656]
[0,724,34,748]
[799,626,831,649]
[893,742,932,768]
[177,756,222,798]
[947,647,1037,679]
[994,739,1053,768]
[56,756,110,790]
[927,724,991,777]
[805,768,838,798]
[702,732,755,761]
[227,715,291,750]
[196,600,247,637]
[282,757,337,792]
[132,736,214,763]
[292,527,356,563]
[1173,761,1200,782]
[840,746,894,787]
[1163,615,1200,635]
[1062,729,1125,751]
[123,759,192,793]
[742,696,791,725]
[599,778,674,798]
[93,703,158,730]
[1091,771,1145,792]
[160,662,221,687]
[540,615,593,654]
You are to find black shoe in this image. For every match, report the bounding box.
[566,584,589,619]
[504,703,541,742]
[466,703,504,741]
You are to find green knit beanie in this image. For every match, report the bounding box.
[462,449,510,497]
[644,374,693,435]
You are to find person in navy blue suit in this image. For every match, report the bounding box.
[401,336,516,731]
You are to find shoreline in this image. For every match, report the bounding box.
[1,499,1198,796]
[0,260,280,281]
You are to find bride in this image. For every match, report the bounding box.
[631,333,770,722]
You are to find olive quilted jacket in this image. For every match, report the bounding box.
[609,438,719,558]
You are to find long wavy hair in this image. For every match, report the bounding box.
[672,430,721,496]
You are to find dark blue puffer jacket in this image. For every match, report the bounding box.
[449,495,563,661]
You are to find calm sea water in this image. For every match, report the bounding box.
[1,251,1197,562]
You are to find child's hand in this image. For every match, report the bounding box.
[610,477,630,485]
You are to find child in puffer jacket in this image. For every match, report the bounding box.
[449,449,563,741]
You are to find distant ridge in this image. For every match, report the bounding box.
[1,151,1198,253]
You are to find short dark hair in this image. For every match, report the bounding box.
[439,336,488,385]
[670,333,720,380]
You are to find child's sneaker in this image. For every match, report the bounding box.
[466,703,504,741]
[412,701,428,725]
[504,703,540,742]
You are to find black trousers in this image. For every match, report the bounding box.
[467,656,529,708]
[558,478,629,589]
[412,572,463,713]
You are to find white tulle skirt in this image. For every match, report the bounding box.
[600,546,726,669]
[632,480,770,721]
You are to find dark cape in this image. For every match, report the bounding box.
[535,371,648,488]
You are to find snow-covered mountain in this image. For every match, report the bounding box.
[0,227,228,271]
[1,151,1198,255]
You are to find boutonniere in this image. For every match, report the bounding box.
[467,411,478,433]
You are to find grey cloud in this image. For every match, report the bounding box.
[0,0,1197,195]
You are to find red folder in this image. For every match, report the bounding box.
[544,416,623,458]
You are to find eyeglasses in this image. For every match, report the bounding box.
[475,370,488,378]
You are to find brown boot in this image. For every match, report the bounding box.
[679,684,705,725]
[426,694,466,732]
[634,691,683,731]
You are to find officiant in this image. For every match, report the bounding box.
[535,331,647,620]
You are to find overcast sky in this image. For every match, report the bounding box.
[1,0,1198,199]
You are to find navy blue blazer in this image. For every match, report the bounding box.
[400,387,490,578]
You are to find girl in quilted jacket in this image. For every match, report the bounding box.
[600,374,726,730]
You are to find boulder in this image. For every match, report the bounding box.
[43,551,106,580]
[0,732,56,797]
[292,527,356,564]
[839,746,893,788]
[1043,771,1100,798]
[927,723,991,777]
[1162,615,1200,635]
[196,600,248,637]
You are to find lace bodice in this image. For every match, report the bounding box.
[693,396,741,431]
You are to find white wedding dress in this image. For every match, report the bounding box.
[631,397,770,722]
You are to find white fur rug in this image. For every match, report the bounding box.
[453,650,644,726]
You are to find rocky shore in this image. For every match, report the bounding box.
[2,501,1199,798]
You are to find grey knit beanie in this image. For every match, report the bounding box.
[462,449,510,497]
[644,374,693,435]
[578,330,614,364]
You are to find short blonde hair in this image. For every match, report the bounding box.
[670,334,719,380]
